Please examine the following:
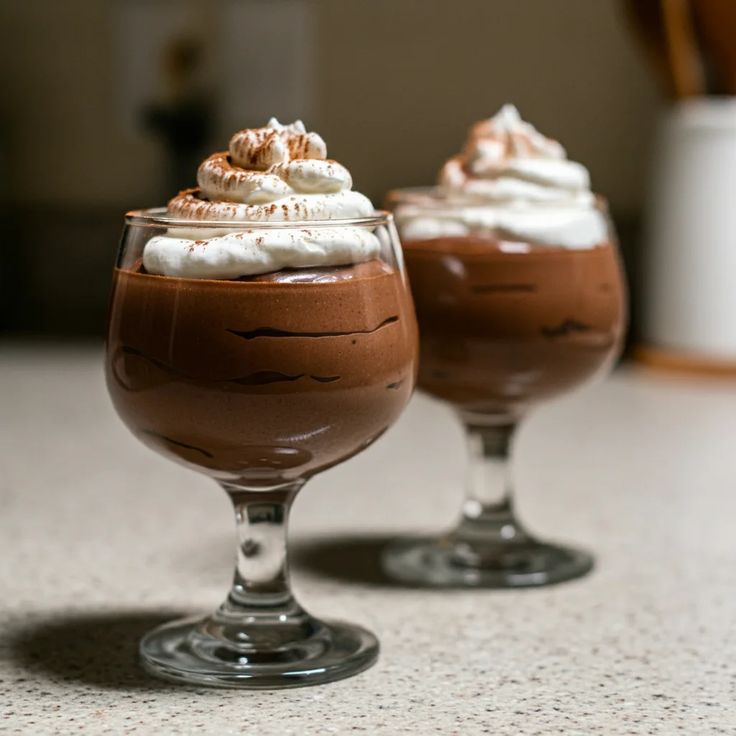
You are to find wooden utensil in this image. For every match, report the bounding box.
[660,0,704,98]
[622,0,704,98]
[621,0,673,95]
[692,0,736,95]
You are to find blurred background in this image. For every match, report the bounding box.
[1,0,732,360]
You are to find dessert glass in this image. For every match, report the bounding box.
[106,208,417,687]
[384,188,626,588]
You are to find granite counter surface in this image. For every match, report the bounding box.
[1,345,734,735]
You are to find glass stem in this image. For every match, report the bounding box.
[216,480,305,625]
[454,420,529,544]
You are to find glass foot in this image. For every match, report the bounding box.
[382,536,593,588]
[140,614,378,689]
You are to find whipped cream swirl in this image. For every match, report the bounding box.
[143,119,379,278]
[397,105,607,249]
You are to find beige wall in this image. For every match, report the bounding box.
[1,1,164,207]
[317,0,662,211]
[1,0,662,213]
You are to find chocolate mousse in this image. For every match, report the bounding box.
[393,106,625,420]
[106,120,417,486]
[402,236,623,417]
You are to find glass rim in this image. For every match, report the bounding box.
[386,186,610,210]
[125,207,394,229]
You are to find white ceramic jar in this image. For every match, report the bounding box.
[642,98,736,364]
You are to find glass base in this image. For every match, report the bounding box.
[140,614,378,689]
[382,536,593,588]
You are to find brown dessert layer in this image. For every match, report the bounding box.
[402,237,625,418]
[106,259,417,485]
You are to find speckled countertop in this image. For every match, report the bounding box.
[1,344,735,735]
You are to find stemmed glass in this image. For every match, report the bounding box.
[383,189,626,588]
[105,209,417,687]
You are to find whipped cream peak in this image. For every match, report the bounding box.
[228,118,327,171]
[395,105,607,249]
[144,119,379,278]
[439,105,590,204]
[171,118,371,221]
[267,117,303,132]
[464,104,566,170]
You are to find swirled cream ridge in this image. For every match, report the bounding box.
[142,119,379,278]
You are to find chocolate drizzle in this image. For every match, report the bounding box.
[140,430,214,459]
[227,315,399,340]
[540,319,593,339]
[231,371,304,385]
[114,346,342,388]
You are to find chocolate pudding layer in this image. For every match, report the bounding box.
[402,236,625,418]
[106,259,417,485]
